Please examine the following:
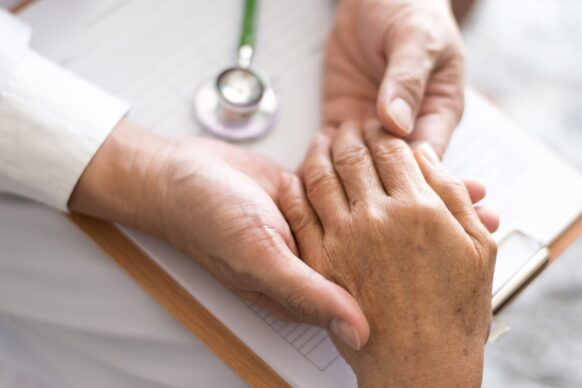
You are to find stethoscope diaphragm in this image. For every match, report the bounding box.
[193,0,277,142]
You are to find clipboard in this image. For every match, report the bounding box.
[64,213,582,387]
[10,1,582,386]
[67,210,582,387]
[491,228,550,315]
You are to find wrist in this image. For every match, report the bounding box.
[68,119,176,235]
[352,334,485,388]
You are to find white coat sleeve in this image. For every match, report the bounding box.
[0,9,129,211]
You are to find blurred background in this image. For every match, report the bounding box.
[461,0,582,386]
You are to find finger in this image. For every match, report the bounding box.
[462,178,496,231]
[238,290,295,322]
[331,123,383,207]
[415,143,489,240]
[278,172,325,273]
[295,126,337,180]
[258,240,370,350]
[406,58,465,158]
[462,177,486,204]
[363,120,427,196]
[302,134,349,226]
[278,165,371,349]
[475,205,500,233]
[377,33,437,136]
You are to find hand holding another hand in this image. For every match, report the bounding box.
[279,123,498,387]
[69,120,369,350]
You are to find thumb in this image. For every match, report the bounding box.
[258,240,370,351]
[377,34,437,136]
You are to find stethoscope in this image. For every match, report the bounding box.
[194,0,277,142]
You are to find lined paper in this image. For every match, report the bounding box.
[20,1,582,386]
[244,300,340,371]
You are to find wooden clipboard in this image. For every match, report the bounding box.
[11,1,288,386]
[11,1,582,386]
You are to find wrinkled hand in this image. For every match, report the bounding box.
[279,124,497,387]
[158,136,371,344]
[69,121,368,350]
[325,0,464,156]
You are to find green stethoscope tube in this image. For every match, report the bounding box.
[239,0,258,49]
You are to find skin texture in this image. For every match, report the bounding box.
[278,123,498,387]
[68,120,369,351]
[324,0,465,156]
[68,1,497,377]
[70,118,498,358]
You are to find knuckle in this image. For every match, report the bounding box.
[391,71,426,101]
[412,196,442,218]
[372,138,409,164]
[284,288,318,324]
[417,197,446,222]
[358,203,387,229]
[482,234,498,263]
[445,176,467,193]
[289,207,315,236]
[402,16,446,55]
[333,145,369,170]
[419,30,446,59]
[471,232,498,274]
[306,168,336,196]
[395,195,442,225]
[438,173,469,199]
[391,26,441,59]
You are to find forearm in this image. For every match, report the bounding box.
[68,119,175,238]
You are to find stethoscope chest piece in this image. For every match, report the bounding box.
[194,0,277,142]
[194,67,277,141]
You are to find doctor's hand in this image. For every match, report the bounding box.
[68,120,368,351]
[324,0,464,157]
[279,125,497,387]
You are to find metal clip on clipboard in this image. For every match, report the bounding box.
[488,227,551,343]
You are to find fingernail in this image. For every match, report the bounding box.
[329,319,361,351]
[388,98,412,134]
[419,143,440,166]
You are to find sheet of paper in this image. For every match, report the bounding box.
[18,0,582,386]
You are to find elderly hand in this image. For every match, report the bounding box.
[325,0,464,156]
[69,120,369,350]
[279,124,498,387]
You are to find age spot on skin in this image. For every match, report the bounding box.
[414,243,426,254]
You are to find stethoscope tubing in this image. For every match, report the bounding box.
[239,0,258,50]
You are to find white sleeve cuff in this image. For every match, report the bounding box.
[0,49,129,211]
